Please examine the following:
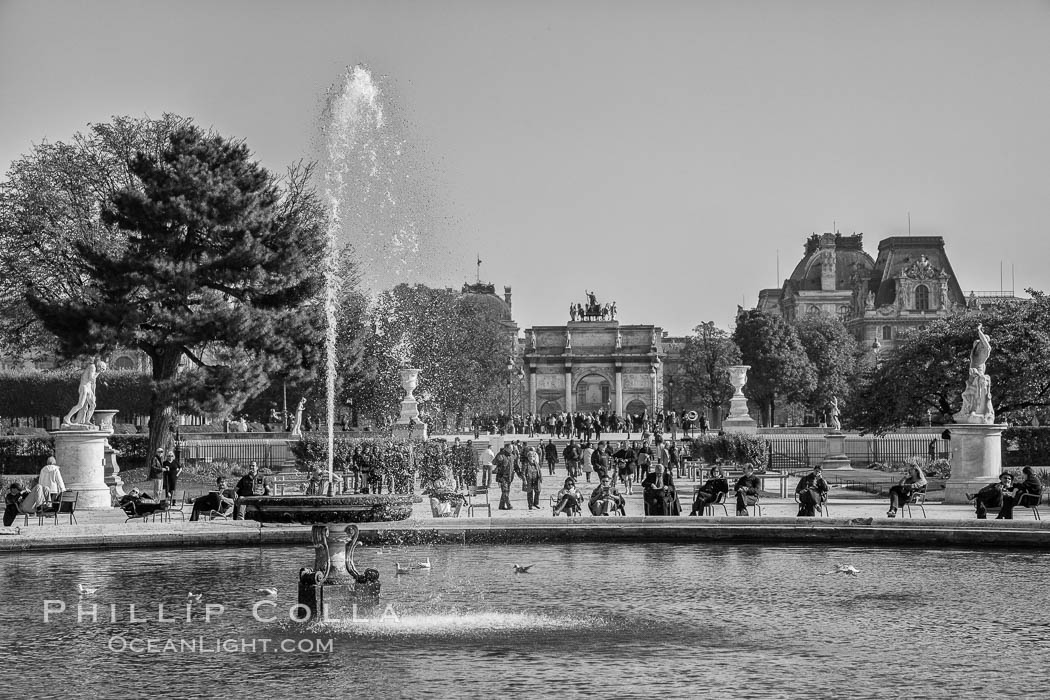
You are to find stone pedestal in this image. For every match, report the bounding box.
[821,432,851,469]
[92,410,125,498]
[943,423,1006,504]
[53,426,114,509]
[391,422,428,442]
[723,365,757,434]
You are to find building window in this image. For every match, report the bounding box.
[807,305,820,316]
[838,305,850,320]
[915,285,930,311]
[882,325,892,340]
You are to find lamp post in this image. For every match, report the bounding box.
[506,360,514,431]
[668,377,675,412]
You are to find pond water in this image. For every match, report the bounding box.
[1,542,1045,698]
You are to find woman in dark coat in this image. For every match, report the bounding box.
[690,466,729,516]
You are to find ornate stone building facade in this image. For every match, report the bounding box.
[522,320,665,417]
[757,233,967,353]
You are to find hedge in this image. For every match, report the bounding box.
[0,369,154,419]
[0,435,54,475]
[686,433,767,466]
[290,434,421,492]
[1003,427,1050,467]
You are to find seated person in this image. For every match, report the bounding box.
[589,476,626,516]
[552,477,583,516]
[734,464,761,516]
[1016,466,1043,509]
[119,488,168,517]
[189,477,236,521]
[968,472,1018,519]
[690,466,729,516]
[641,463,680,516]
[795,466,829,517]
[886,463,927,517]
[4,479,50,526]
[426,476,466,517]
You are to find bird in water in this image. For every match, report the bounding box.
[415,558,431,569]
[820,564,860,577]
[395,562,413,575]
[257,587,278,597]
[186,592,203,604]
[513,564,533,574]
[78,584,98,596]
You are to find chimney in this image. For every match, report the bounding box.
[504,286,512,312]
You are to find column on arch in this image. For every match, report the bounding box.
[564,368,573,413]
[615,369,623,415]
[528,370,537,414]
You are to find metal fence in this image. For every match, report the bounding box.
[180,439,296,470]
[767,434,950,472]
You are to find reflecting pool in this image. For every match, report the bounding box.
[1,542,1045,698]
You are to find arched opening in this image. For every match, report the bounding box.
[915,285,930,311]
[539,399,562,416]
[574,373,611,413]
[624,399,648,419]
[807,305,821,316]
[112,356,136,371]
[882,325,893,340]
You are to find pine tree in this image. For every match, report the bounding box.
[28,125,327,453]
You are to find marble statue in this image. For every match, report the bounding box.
[586,290,597,308]
[63,358,107,427]
[955,324,995,424]
[610,301,617,319]
[565,330,572,349]
[291,397,308,436]
[615,329,622,349]
[827,396,841,431]
[569,304,577,322]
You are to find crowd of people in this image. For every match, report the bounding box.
[468,408,709,441]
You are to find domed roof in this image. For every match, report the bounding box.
[787,233,875,292]
[460,282,512,321]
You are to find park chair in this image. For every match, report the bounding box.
[1016,490,1043,520]
[549,493,582,517]
[466,486,492,518]
[22,491,60,526]
[163,490,189,521]
[692,487,728,516]
[794,491,830,516]
[37,490,78,526]
[122,499,169,523]
[901,486,927,518]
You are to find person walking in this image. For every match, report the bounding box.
[522,448,543,510]
[494,445,515,510]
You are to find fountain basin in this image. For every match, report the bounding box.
[241,494,422,524]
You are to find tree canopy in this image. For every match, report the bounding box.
[26,124,327,451]
[794,314,859,413]
[845,291,1050,433]
[344,283,513,425]
[677,321,741,413]
[0,115,193,356]
[733,309,816,426]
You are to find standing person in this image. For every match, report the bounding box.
[886,463,927,517]
[233,461,269,520]
[544,439,559,476]
[563,439,582,480]
[494,445,515,510]
[163,449,181,501]
[37,456,66,496]
[619,441,638,495]
[795,466,829,517]
[734,464,761,516]
[699,414,709,437]
[148,448,167,500]
[522,447,543,510]
[580,442,595,483]
[480,443,495,488]
[591,441,610,481]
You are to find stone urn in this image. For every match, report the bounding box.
[397,368,421,424]
[723,365,757,434]
[92,409,119,432]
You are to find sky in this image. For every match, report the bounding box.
[2,0,1049,336]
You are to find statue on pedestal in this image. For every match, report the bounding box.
[827,396,841,431]
[954,324,995,424]
[291,397,308,436]
[63,359,107,428]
